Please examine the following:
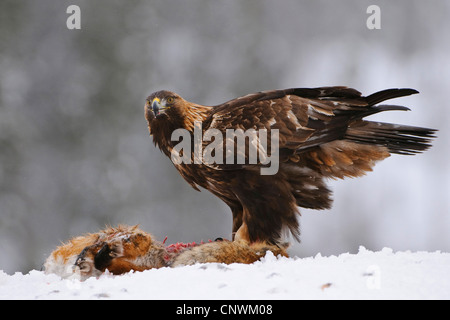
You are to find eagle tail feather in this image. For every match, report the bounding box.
[365,88,419,106]
[345,120,436,155]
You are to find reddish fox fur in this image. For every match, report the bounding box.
[43,225,288,280]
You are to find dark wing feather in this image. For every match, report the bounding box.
[205,87,434,162]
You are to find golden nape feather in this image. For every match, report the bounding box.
[145,87,436,245]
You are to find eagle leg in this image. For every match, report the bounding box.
[234,222,251,243]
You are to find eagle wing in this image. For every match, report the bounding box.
[203,87,434,172]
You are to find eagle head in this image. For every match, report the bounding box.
[145,90,184,120]
[144,90,188,150]
[145,90,211,138]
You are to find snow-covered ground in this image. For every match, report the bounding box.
[1,247,449,300]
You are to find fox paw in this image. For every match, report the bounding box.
[74,242,105,278]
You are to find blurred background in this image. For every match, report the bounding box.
[0,0,448,274]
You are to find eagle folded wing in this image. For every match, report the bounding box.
[203,87,435,179]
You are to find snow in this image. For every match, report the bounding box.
[1,247,449,300]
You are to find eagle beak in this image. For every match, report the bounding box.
[151,98,167,116]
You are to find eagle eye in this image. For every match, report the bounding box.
[166,97,175,104]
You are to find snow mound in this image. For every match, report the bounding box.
[1,247,449,300]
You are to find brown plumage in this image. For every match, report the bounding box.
[145,87,436,244]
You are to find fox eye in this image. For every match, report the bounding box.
[166,97,175,104]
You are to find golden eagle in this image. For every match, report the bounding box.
[145,87,436,244]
